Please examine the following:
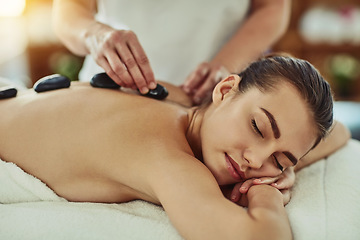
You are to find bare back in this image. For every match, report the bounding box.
[0,83,194,204]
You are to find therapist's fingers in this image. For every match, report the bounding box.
[95,56,129,87]
[87,29,136,89]
[191,71,220,104]
[127,34,156,89]
[182,62,210,94]
[114,31,155,93]
[88,28,156,93]
[105,51,134,88]
[116,44,147,92]
[192,64,229,104]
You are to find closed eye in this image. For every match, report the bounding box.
[273,155,284,172]
[251,119,264,138]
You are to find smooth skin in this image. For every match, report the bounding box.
[0,77,349,239]
[52,0,291,103]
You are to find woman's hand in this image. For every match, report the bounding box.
[181,62,229,105]
[85,25,156,94]
[229,167,295,207]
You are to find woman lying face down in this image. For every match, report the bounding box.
[0,55,346,240]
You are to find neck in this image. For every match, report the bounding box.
[186,104,209,161]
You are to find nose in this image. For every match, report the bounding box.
[243,147,273,170]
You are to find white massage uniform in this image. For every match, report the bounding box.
[79,0,250,85]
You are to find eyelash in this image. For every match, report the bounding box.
[251,119,264,138]
[273,155,284,172]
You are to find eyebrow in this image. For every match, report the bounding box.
[260,108,280,139]
[283,151,298,165]
[260,108,299,166]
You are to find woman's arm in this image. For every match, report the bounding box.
[295,121,351,171]
[151,154,292,240]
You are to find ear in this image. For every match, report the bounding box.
[212,74,241,104]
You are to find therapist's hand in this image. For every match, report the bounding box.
[181,62,229,105]
[85,25,156,94]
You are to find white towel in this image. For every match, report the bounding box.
[0,160,66,203]
[286,139,360,240]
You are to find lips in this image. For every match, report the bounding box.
[225,153,245,181]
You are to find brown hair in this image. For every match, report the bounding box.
[237,54,334,142]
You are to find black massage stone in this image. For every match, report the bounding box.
[90,72,121,89]
[0,87,17,99]
[141,84,168,100]
[34,74,71,93]
[91,72,168,100]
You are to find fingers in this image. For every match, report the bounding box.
[182,62,229,105]
[234,171,294,206]
[116,32,156,93]
[272,167,296,189]
[271,177,293,189]
[238,179,256,194]
[191,71,219,104]
[89,29,156,93]
[182,63,210,94]
[230,182,242,203]
[104,52,133,87]
[252,176,279,185]
[251,167,295,191]
[281,189,291,205]
[229,179,292,207]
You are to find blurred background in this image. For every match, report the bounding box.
[273,0,360,102]
[0,0,83,88]
[0,0,359,99]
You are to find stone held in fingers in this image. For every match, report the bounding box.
[0,87,17,99]
[90,72,168,100]
[34,74,71,93]
[141,84,168,100]
[90,72,121,89]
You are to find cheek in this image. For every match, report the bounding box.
[201,104,254,153]
[201,111,232,143]
[205,118,246,148]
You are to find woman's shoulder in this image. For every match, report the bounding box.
[158,81,193,108]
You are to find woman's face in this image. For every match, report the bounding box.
[201,76,318,185]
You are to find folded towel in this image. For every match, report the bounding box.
[0,201,182,240]
[0,160,66,203]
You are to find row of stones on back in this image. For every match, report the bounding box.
[0,73,168,100]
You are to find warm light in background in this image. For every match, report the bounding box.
[0,0,26,17]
